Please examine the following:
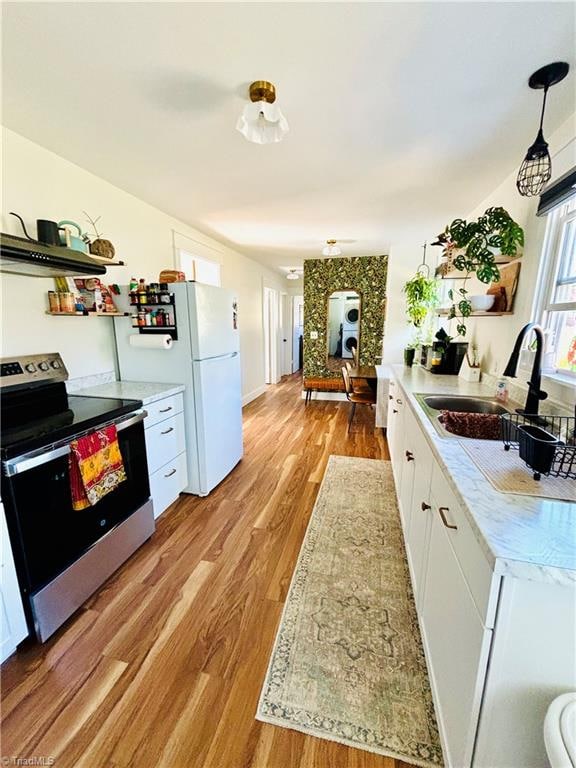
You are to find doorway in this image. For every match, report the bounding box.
[263,286,280,385]
[292,295,304,373]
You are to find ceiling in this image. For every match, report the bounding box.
[2,3,575,272]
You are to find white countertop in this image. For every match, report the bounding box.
[392,365,576,585]
[77,380,185,406]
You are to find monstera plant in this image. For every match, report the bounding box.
[433,207,524,336]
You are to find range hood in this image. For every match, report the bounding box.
[0,233,107,277]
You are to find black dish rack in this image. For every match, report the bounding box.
[501,412,576,481]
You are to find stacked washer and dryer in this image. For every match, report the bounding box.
[341,298,360,360]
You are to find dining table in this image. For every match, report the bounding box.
[348,365,378,394]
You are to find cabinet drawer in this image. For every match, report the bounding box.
[145,413,186,475]
[149,452,188,519]
[145,393,184,428]
[431,463,496,626]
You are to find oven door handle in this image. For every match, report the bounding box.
[3,410,147,477]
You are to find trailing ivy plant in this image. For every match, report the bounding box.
[403,272,438,328]
[433,207,524,336]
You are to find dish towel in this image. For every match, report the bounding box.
[69,425,127,510]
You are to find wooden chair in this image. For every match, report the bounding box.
[341,367,376,433]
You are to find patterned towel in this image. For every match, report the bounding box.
[69,425,127,510]
[440,410,502,440]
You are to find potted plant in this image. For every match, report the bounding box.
[404,342,417,367]
[403,272,438,328]
[432,207,524,336]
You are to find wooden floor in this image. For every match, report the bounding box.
[1,373,418,768]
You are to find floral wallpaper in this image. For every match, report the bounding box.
[303,255,388,379]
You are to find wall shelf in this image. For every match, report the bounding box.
[46,311,130,317]
[436,309,514,317]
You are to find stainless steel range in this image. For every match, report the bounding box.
[1,353,154,643]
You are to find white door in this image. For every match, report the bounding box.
[263,287,280,385]
[191,353,243,495]
[188,283,239,360]
[280,293,292,376]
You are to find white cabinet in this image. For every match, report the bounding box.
[405,420,434,608]
[388,374,575,768]
[0,502,28,662]
[387,380,406,492]
[144,393,187,519]
[420,493,493,768]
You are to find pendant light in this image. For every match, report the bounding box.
[236,81,289,145]
[322,239,341,257]
[286,269,300,281]
[516,62,569,197]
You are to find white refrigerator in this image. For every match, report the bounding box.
[114,282,243,496]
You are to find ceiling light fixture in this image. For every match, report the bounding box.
[322,239,341,257]
[286,269,300,281]
[516,61,569,197]
[236,81,289,145]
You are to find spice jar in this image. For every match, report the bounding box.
[48,292,61,313]
[59,292,75,313]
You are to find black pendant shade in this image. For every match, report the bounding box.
[516,62,569,198]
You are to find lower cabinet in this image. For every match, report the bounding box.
[389,375,576,768]
[143,393,188,519]
[149,451,188,518]
[420,500,492,768]
[0,502,27,662]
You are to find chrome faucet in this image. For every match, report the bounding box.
[503,323,548,415]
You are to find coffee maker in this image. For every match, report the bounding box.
[421,329,468,375]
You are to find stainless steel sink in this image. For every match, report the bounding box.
[414,393,513,438]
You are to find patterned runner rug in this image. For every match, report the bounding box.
[256,455,443,767]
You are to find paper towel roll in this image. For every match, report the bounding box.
[128,334,173,350]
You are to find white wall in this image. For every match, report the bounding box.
[384,115,576,410]
[1,128,287,403]
[462,115,575,405]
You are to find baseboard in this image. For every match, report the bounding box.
[242,384,267,407]
[301,391,348,401]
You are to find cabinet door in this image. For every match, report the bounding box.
[405,427,434,608]
[420,504,492,768]
[387,382,405,486]
[1,503,28,662]
[397,404,422,533]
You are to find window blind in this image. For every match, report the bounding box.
[537,167,576,216]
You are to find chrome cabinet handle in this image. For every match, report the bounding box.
[405,450,414,462]
[421,501,431,511]
[161,427,174,435]
[159,406,173,413]
[396,398,402,404]
[164,468,177,477]
[438,507,457,530]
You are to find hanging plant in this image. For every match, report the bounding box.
[432,207,524,336]
[403,272,438,328]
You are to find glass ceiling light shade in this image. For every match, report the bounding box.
[236,81,289,145]
[286,269,299,280]
[516,62,569,197]
[322,239,341,257]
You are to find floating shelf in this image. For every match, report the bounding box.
[436,309,514,317]
[87,257,126,267]
[46,311,130,317]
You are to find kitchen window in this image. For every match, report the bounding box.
[534,195,576,379]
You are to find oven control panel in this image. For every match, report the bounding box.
[0,353,68,388]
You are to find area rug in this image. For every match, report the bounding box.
[256,455,443,767]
